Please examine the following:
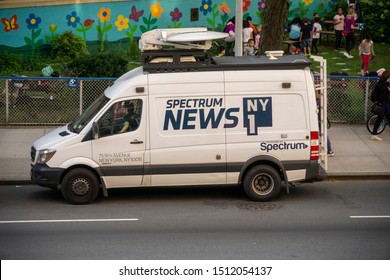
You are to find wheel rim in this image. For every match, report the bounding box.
[252,173,274,196]
[71,178,91,197]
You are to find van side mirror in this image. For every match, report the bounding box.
[92,122,99,139]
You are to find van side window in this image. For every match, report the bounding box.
[98,99,142,137]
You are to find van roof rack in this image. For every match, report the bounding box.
[139,28,312,73]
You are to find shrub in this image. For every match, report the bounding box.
[65,52,128,77]
[51,31,88,60]
[0,53,23,75]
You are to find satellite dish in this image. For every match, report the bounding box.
[166,31,228,42]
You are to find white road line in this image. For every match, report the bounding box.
[350,216,390,219]
[0,218,139,224]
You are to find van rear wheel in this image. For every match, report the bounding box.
[61,168,99,204]
[243,165,281,201]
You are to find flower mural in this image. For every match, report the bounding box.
[1,15,19,32]
[200,0,212,16]
[96,7,112,52]
[256,0,266,24]
[168,8,183,28]
[0,1,344,58]
[302,0,314,6]
[150,2,163,18]
[218,2,231,30]
[24,13,42,55]
[243,0,251,12]
[45,23,58,43]
[140,2,163,32]
[258,0,266,11]
[66,11,80,28]
[26,13,41,29]
[98,7,111,22]
[115,14,129,31]
[126,6,142,42]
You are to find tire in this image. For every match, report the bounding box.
[366,115,386,135]
[61,168,100,204]
[243,165,281,202]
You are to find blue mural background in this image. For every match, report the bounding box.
[0,0,333,54]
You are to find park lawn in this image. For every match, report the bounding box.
[311,41,388,76]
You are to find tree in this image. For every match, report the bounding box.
[260,0,290,54]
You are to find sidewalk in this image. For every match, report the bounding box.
[0,124,389,182]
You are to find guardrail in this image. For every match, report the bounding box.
[0,75,379,126]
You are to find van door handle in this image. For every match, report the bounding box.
[130,139,143,144]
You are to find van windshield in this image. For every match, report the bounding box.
[68,94,110,134]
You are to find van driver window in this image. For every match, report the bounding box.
[98,99,142,137]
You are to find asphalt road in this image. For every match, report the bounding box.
[0,180,389,260]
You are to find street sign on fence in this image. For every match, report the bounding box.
[68,78,78,88]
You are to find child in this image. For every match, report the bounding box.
[300,18,312,56]
[217,46,226,57]
[243,39,256,56]
[311,17,322,55]
[254,24,262,50]
[359,34,375,75]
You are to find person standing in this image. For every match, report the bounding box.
[333,7,344,51]
[343,9,357,58]
[243,39,256,56]
[370,70,390,141]
[300,18,312,56]
[243,20,253,47]
[359,33,375,75]
[311,17,322,55]
[224,17,235,55]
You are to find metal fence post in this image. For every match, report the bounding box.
[5,79,9,125]
[79,79,83,115]
[364,78,370,123]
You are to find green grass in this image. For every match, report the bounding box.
[310,41,388,76]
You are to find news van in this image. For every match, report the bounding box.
[30,28,328,204]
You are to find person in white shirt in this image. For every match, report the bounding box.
[333,7,344,51]
[312,17,322,54]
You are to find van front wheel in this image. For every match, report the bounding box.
[243,165,281,201]
[61,168,99,204]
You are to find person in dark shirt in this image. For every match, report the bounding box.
[300,18,312,56]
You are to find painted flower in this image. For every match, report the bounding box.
[115,14,129,31]
[200,0,212,16]
[84,19,95,27]
[26,13,41,29]
[150,2,164,18]
[49,23,57,33]
[302,0,314,6]
[258,0,266,11]
[98,7,111,22]
[218,2,231,15]
[170,8,182,22]
[243,0,251,12]
[129,5,144,22]
[66,11,80,28]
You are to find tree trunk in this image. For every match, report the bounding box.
[260,0,290,54]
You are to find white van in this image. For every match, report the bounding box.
[30,29,327,204]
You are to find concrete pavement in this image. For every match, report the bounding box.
[0,124,389,182]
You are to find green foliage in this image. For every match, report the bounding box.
[0,53,45,75]
[51,31,88,60]
[359,0,390,43]
[65,52,128,77]
[0,53,23,75]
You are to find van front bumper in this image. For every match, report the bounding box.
[31,164,63,190]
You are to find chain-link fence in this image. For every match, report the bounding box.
[0,75,379,126]
[0,76,115,126]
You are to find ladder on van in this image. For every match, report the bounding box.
[311,55,328,171]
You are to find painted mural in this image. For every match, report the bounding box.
[0,0,333,55]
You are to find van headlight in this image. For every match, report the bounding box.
[36,149,56,164]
